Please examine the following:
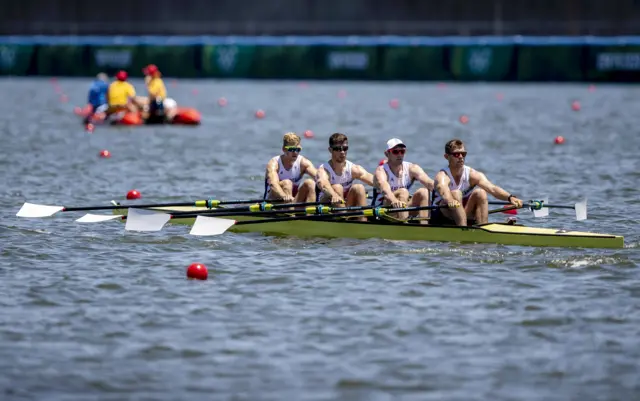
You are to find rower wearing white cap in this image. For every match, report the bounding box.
[372,138,434,223]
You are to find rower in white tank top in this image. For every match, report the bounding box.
[372,161,414,206]
[432,165,476,205]
[263,155,304,198]
[317,160,354,199]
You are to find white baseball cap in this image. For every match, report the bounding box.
[386,138,405,150]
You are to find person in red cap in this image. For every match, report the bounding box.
[107,70,137,116]
[133,64,178,123]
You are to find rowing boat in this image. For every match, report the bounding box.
[112,206,624,249]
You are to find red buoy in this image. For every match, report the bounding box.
[186,263,208,280]
[126,190,141,200]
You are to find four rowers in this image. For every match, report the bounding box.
[264,132,522,226]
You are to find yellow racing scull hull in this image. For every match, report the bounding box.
[112,206,624,249]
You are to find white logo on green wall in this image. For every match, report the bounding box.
[597,53,640,71]
[467,48,493,75]
[0,46,16,69]
[216,46,238,72]
[328,51,369,70]
[95,49,132,68]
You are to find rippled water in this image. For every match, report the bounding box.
[1,77,639,401]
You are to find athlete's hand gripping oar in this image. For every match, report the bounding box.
[488,198,587,220]
[188,205,446,236]
[16,198,303,218]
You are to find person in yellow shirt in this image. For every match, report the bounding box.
[107,70,136,116]
[134,64,178,123]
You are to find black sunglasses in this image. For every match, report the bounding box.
[331,145,349,152]
[448,151,467,158]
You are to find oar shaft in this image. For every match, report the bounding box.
[169,201,331,217]
[234,210,370,225]
[63,202,197,212]
[488,201,575,210]
[171,205,447,221]
[62,198,293,213]
[186,204,443,224]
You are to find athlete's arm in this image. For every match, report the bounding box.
[352,164,374,186]
[409,164,435,191]
[316,166,341,199]
[300,157,318,179]
[470,169,523,207]
[434,171,456,205]
[373,166,397,201]
[266,158,287,199]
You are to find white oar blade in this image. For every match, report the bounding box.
[125,208,170,232]
[16,202,64,218]
[76,214,123,223]
[575,199,588,221]
[533,196,549,218]
[190,216,237,236]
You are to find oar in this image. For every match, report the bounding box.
[189,205,445,236]
[76,201,348,223]
[88,205,444,234]
[16,198,301,218]
[168,203,376,218]
[488,198,587,220]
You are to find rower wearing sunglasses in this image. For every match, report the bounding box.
[431,138,523,226]
[264,132,318,203]
[316,133,375,218]
[372,138,434,223]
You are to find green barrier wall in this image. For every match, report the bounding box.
[88,46,136,76]
[251,46,317,79]
[10,40,640,82]
[517,46,585,81]
[87,45,199,77]
[380,46,450,80]
[0,45,35,75]
[315,46,379,79]
[136,45,199,78]
[586,45,640,82]
[36,45,87,76]
[449,45,514,80]
[201,45,255,78]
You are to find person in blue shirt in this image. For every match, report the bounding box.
[87,73,109,117]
